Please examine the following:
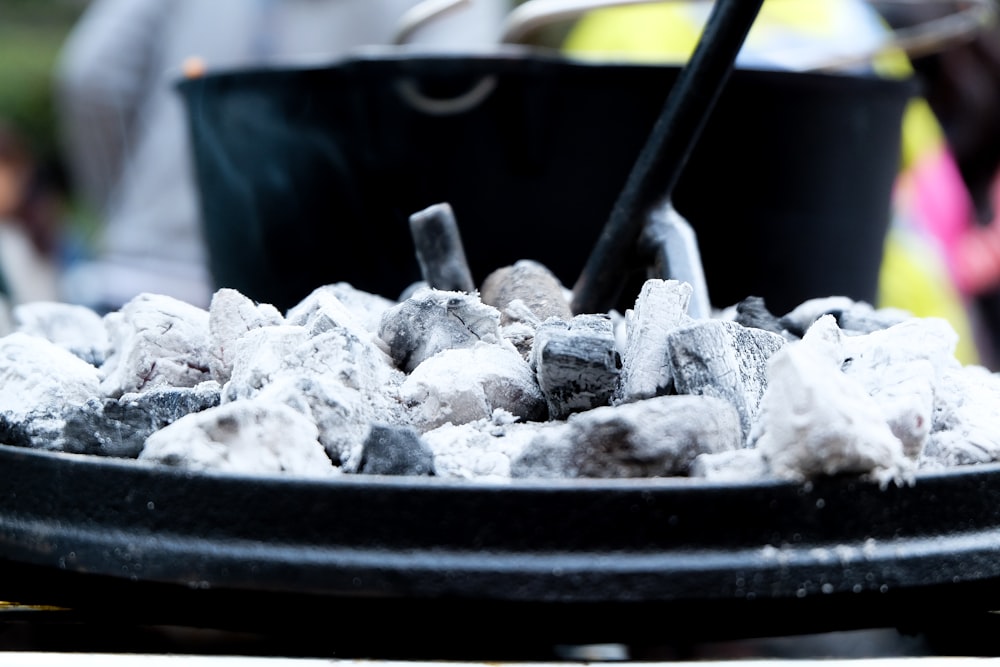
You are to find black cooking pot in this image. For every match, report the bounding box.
[177,50,915,314]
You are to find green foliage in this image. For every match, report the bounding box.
[0,0,85,158]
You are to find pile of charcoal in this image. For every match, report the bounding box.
[0,251,996,485]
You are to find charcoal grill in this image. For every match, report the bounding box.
[4,441,1000,658]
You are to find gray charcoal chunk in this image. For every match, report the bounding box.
[408,202,476,294]
[0,416,33,449]
[733,296,785,336]
[615,279,694,404]
[667,319,785,441]
[512,394,742,479]
[358,424,435,476]
[779,296,911,338]
[378,287,503,373]
[531,314,620,419]
[59,382,222,458]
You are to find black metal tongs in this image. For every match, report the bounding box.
[570,0,765,317]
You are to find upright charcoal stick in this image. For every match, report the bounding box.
[408,202,476,293]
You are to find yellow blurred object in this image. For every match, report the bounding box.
[879,229,979,364]
[563,0,982,365]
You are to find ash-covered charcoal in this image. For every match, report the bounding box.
[286,282,395,335]
[0,332,101,449]
[60,382,222,457]
[531,314,620,419]
[479,259,572,325]
[690,448,770,481]
[224,294,399,403]
[378,287,504,373]
[221,304,405,470]
[140,399,337,477]
[5,265,1000,487]
[358,423,435,476]
[101,293,214,397]
[408,202,476,294]
[779,296,912,338]
[12,301,110,366]
[750,315,912,485]
[400,342,547,432]
[253,374,393,471]
[511,394,742,479]
[732,296,786,336]
[667,319,786,441]
[208,288,284,385]
[921,362,1000,467]
[838,317,954,459]
[422,409,540,480]
[614,279,695,404]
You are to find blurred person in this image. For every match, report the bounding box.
[886,3,1000,367]
[561,0,990,366]
[53,0,508,313]
[0,120,63,306]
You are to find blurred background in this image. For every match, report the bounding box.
[0,0,84,165]
[0,0,90,307]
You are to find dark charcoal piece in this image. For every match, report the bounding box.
[734,296,786,335]
[0,416,33,448]
[358,424,435,476]
[61,385,221,458]
[409,202,476,293]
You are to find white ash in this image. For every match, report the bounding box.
[750,315,912,485]
[400,341,547,432]
[838,317,957,460]
[224,297,399,403]
[530,314,620,419]
[495,298,543,359]
[208,288,284,385]
[287,282,396,334]
[422,409,538,480]
[378,287,505,373]
[253,373,392,471]
[667,319,786,441]
[615,279,695,403]
[100,293,214,397]
[510,394,742,479]
[12,300,110,366]
[921,363,1000,467]
[221,307,405,469]
[139,398,337,478]
[690,448,771,482]
[0,331,102,448]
